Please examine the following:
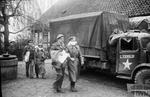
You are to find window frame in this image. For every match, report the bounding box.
[140,37,150,50]
[119,37,139,52]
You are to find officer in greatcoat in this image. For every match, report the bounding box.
[67,36,84,92]
[50,34,67,93]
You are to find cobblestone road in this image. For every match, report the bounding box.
[2,59,129,97]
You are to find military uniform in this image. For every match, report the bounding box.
[51,35,66,92]
[35,47,46,78]
[67,40,83,92]
[23,44,35,78]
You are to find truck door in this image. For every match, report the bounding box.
[116,37,139,75]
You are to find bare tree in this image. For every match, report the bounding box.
[0,0,23,53]
[0,0,40,53]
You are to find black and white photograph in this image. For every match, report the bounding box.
[1,0,150,97]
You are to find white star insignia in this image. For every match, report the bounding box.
[122,59,132,70]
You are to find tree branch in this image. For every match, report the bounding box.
[9,25,31,34]
[9,0,22,17]
[21,14,36,23]
[9,13,22,17]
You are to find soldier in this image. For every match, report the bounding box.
[50,34,66,93]
[67,36,84,92]
[23,40,35,78]
[35,43,46,79]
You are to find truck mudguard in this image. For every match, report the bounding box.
[131,63,150,79]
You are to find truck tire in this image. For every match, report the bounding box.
[134,69,150,84]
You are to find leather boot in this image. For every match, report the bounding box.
[56,86,65,93]
[55,85,65,93]
[56,89,65,93]
[70,82,77,92]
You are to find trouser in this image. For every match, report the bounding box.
[26,62,30,77]
[70,81,76,88]
[35,63,39,78]
[35,62,46,78]
[26,60,34,78]
[53,67,65,90]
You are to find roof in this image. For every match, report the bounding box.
[119,0,150,17]
[39,0,150,24]
[50,12,103,22]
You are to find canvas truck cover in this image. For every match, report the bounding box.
[49,11,129,59]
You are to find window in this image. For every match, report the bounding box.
[141,37,150,49]
[121,37,138,51]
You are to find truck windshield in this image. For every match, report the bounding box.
[121,37,138,51]
[141,37,150,49]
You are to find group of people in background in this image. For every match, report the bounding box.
[23,40,46,79]
[23,33,84,93]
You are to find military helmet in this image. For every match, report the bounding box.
[69,36,76,41]
[57,34,64,39]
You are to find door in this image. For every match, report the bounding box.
[116,37,139,75]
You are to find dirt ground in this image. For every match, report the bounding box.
[2,59,129,97]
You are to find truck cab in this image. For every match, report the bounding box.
[115,31,150,84]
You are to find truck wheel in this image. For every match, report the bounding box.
[134,69,150,84]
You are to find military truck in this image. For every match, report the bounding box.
[49,11,150,84]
